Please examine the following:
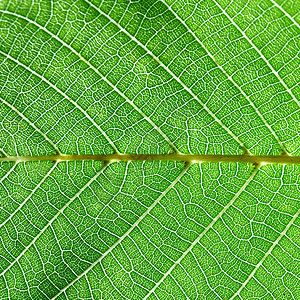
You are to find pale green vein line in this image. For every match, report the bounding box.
[0,95,61,154]
[0,162,57,227]
[1,273,9,299]
[161,0,287,154]
[101,251,133,300]
[82,0,246,152]
[190,251,222,299]
[229,207,300,299]
[143,166,259,299]
[51,162,191,300]
[0,153,299,165]
[0,49,119,155]
[0,10,178,154]
[0,162,109,278]
[0,162,16,184]
[295,11,300,23]
[210,0,300,108]
[269,0,300,30]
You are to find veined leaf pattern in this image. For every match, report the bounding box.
[0,0,299,299]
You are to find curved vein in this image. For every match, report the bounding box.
[51,162,191,300]
[0,162,109,278]
[229,207,300,299]
[143,165,259,299]
[0,94,61,154]
[210,0,300,109]
[0,162,57,228]
[0,49,119,154]
[0,162,16,184]
[269,0,300,30]
[0,9,178,154]
[161,0,288,153]
[82,0,247,152]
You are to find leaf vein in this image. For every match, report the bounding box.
[143,165,259,299]
[0,9,179,154]
[161,0,289,154]
[0,94,60,154]
[0,48,120,154]
[83,0,249,153]
[0,162,110,278]
[229,206,300,299]
[210,0,300,109]
[51,162,191,299]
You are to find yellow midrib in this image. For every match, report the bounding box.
[0,153,299,165]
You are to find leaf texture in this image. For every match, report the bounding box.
[0,0,299,299]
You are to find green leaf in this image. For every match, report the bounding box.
[0,0,299,299]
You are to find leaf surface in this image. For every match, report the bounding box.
[0,0,299,299]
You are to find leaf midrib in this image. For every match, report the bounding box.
[1,2,299,299]
[1,153,300,165]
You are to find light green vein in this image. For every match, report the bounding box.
[82,0,247,152]
[0,162,110,278]
[0,153,299,165]
[0,94,61,154]
[210,0,300,109]
[269,0,300,29]
[229,206,300,299]
[51,162,191,300]
[0,9,179,154]
[143,167,258,299]
[161,0,288,154]
[0,49,119,154]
